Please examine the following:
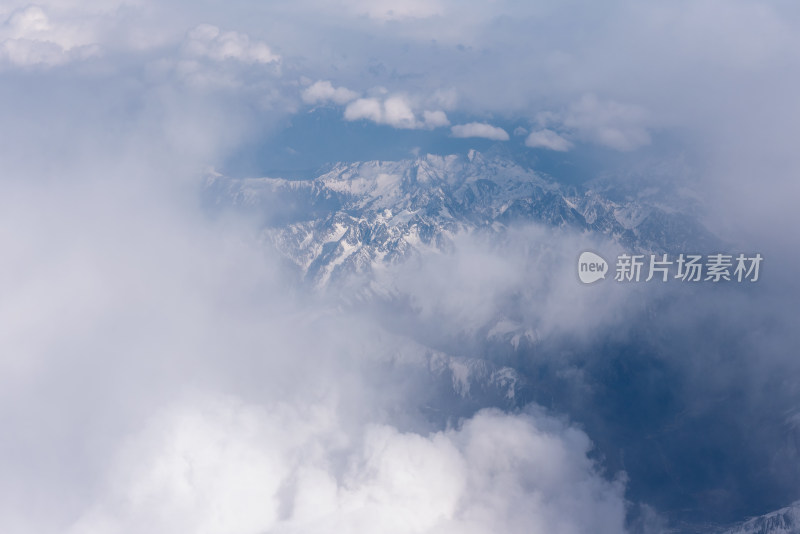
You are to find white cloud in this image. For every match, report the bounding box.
[381,227,632,339]
[562,94,650,151]
[67,397,627,534]
[345,97,384,123]
[157,23,285,91]
[383,95,418,128]
[344,95,449,129]
[525,129,573,151]
[422,109,450,128]
[184,24,279,64]
[523,96,649,152]
[451,122,509,141]
[429,88,458,110]
[302,80,359,105]
[4,6,52,37]
[0,5,100,66]
[0,1,798,530]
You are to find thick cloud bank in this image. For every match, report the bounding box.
[68,400,626,534]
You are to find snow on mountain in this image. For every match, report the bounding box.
[723,502,800,534]
[207,152,717,290]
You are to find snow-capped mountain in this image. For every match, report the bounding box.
[206,150,717,288]
[724,502,800,534]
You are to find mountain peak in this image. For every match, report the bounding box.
[207,152,718,289]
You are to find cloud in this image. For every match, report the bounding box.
[302,80,359,105]
[562,94,650,151]
[0,5,100,66]
[380,226,633,340]
[429,88,458,111]
[523,96,650,152]
[0,61,631,533]
[525,129,572,151]
[451,122,509,141]
[67,397,627,534]
[422,109,450,128]
[383,95,419,128]
[345,97,384,122]
[155,23,286,91]
[344,95,449,129]
[184,24,279,64]
[0,0,799,530]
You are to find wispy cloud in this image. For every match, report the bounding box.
[302,80,359,105]
[0,5,100,66]
[451,122,509,141]
[562,94,650,151]
[525,129,572,151]
[183,24,279,64]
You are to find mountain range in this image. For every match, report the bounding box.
[204,151,795,534]
[206,151,718,289]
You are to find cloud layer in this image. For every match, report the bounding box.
[1,1,800,531]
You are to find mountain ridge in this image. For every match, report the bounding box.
[206,151,718,289]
